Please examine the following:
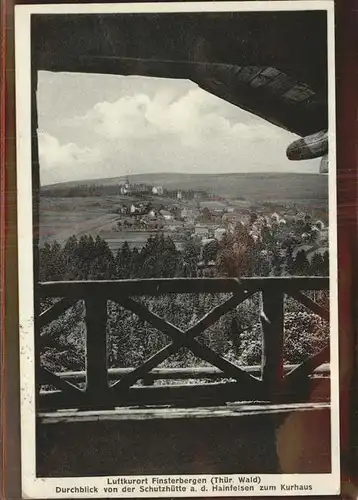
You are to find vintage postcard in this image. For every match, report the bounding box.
[15,1,339,497]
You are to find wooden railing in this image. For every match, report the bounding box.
[37,277,330,411]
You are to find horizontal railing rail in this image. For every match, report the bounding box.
[53,363,331,383]
[36,276,330,411]
[37,276,329,297]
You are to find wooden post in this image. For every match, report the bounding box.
[260,290,284,401]
[85,296,108,398]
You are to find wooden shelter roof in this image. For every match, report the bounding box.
[31,10,328,137]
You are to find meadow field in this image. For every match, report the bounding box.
[39,195,189,250]
[40,172,329,252]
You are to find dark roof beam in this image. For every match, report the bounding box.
[195,76,327,136]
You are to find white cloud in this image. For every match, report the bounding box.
[71,87,280,148]
[38,132,102,184]
[37,75,321,184]
[39,132,101,166]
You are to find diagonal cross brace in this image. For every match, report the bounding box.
[38,297,79,330]
[39,366,85,397]
[109,289,259,393]
[287,290,329,322]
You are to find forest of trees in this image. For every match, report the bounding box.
[39,227,329,283]
[39,230,330,379]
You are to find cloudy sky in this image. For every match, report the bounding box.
[37,71,320,186]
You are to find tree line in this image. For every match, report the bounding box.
[39,231,329,283]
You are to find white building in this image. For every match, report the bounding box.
[152,185,164,196]
[194,224,209,237]
[148,209,157,219]
[160,210,173,221]
[214,227,227,241]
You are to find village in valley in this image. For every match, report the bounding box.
[40,174,329,279]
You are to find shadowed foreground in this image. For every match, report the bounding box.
[37,401,331,477]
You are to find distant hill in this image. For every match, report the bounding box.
[42,172,328,202]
